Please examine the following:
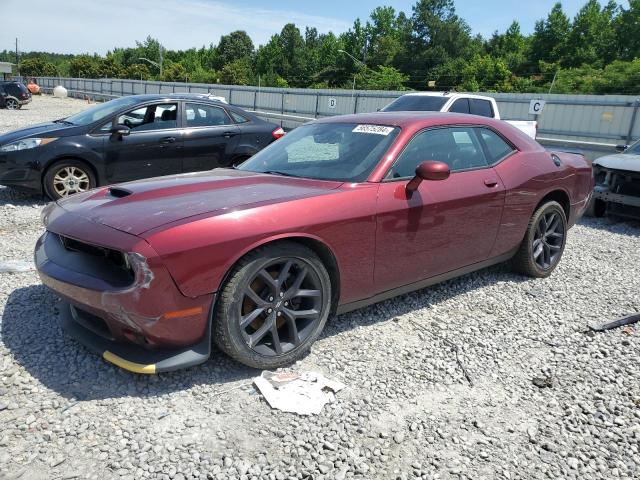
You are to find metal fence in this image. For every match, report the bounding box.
[29,76,640,159]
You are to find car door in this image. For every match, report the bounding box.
[181,102,240,172]
[102,102,184,183]
[374,126,506,293]
[0,85,5,108]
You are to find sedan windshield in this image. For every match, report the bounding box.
[382,95,448,112]
[238,122,400,182]
[64,96,141,126]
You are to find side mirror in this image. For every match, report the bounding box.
[110,125,130,138]
[615,144,628,153]
[406,161,450,196]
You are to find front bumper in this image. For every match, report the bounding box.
[58,300,212,373]
[0,148,42,191]
[593,185,640,208]
[35,209,216,373]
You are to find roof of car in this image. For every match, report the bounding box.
[314,111,499,128]
[400,91,494,101]
[123,93,228,103]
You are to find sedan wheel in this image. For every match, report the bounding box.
[214,242,332,368]
[44,160,97,200]
[6,98,19,110]
[512,201,567,278]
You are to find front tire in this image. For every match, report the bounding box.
[512,201,567,278]
[43,160,96,200]
[213,242,332,369]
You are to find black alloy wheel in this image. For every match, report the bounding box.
[214,242,332,369]
[532,210,565,270]
[512,201,567,278]
[239,258,323,356]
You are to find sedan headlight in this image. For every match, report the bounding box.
[0,137,57,152]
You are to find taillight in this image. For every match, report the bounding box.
[272,127,285,140]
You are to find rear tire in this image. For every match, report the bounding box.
[213,241,332,369]
[43,160,96,200]
[5,98,19,110]
[512,201,567,278]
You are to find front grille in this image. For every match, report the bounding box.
[55,234,135,286]
[60,235,130,270]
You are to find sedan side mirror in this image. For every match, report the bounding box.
[406,161,450,196]
[110,125,130,138]
[615,144,629,152]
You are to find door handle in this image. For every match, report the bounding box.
[484,179,498,188]
[159,137,176,144]
[223,131,238,138]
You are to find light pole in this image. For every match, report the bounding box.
[337,49,367,97]
[138,44,163,78]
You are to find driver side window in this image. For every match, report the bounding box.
[115,103,178,132]
[386,127,489,179]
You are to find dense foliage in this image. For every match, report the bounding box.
[1,0,638,93]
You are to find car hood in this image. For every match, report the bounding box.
[56,169,343,236]
[0,122,80,145]
[593,153,640,172]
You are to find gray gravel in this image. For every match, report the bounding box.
[1,97,640,480]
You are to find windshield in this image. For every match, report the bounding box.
[383,95,448,112]
[238,122,400,182]
[64,96,141,126]
[626,140,640,154]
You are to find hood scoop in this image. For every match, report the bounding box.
[108,187,132,198]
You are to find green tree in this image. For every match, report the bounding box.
[530,2,571,66]
[69,55,99,78]
[278,24,307,86]
[216,31,254,69]
[161,62,188,82]
[220,59,252,85]
[20,58,58,77]
[565,0,618,68]
[486,21,528,73]
[405,0,475,86]
[459,54,513,91]
[615,0,640,60]
[98,56,124,78]
[125,63,151,80]
[359,65,408,90]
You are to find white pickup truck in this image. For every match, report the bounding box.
[382,92,538,139]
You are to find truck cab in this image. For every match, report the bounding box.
[383,92,537,139]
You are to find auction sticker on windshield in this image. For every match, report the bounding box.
[352,125,395,135]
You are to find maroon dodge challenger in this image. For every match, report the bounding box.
[35,112,593,373]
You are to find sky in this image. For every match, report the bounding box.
[0,0,629,55]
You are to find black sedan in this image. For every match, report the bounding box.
[0,94,284,199]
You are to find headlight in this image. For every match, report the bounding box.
[0,137,57,152]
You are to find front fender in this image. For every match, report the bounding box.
[40,138,105,182]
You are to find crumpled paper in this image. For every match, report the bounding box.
[253,371,345,415]
[0,260,35,274]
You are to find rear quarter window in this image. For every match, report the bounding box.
[6,83,27,95]
[469,99,494,118]
[478,128,515,163]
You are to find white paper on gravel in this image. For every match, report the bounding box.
[253,371,346,415]
[0,260,35,273]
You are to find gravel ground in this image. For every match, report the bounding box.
[1,97,640,480]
